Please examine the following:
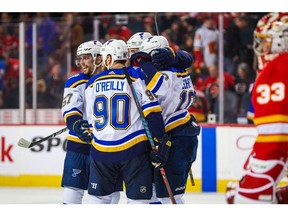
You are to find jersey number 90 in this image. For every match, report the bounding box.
[93,93,131,130]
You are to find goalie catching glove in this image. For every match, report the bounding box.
[73,119,92,143]
[150,134,172,170]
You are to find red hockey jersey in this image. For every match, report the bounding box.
[252,53,288,145]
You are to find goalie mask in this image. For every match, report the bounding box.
[100,39,128,69]
[140,35,169,54]
[253,12,288,70]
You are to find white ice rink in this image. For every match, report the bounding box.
[0,187,225,204]
[0,187,282,216]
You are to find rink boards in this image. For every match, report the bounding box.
[0,124,287,192]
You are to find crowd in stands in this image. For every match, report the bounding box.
[0,12,265,123]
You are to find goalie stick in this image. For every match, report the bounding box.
[18,127,68,148]
[123,67,176,204]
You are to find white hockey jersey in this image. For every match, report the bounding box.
[146,67,195,132]
[62,72,90,145]
[85,66,163,162]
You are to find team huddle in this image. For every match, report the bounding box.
[60,12,288,205]
[61,32,200,204]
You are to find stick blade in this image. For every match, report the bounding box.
[17,138,32,148]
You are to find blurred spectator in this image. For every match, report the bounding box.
[105,14,132,42]
[187,71,209,122]
[180,35,194,56]
[193,16,219,73]
[158,12,179,32]
[0,57,4,93]
[204,64,238,123]
[234,62,255,116]
[128,14,145,34]
[169,20,184,45]
[64,13,84,60]
[0,57,4,108]
[142,15,156,35]
[237,15,255,67]
[179,14,197,35]
[0,13,14,35]
[45,63,65,108]
[36,79,57,108]
[1,52,32,108]
[26,13,58,73]
[161,29,180,51]
[224,15,249,75]
[81,12,95,41]
[0,25,18,57]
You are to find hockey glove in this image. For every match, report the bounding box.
[130,52,152,67]
[151,47,177,70]
[150,134,172,170]
[73,119,92,143]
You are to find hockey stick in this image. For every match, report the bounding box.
[189,169,195,186]
[18,127,68,148]
[123,67,176,204]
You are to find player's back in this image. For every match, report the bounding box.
[85,66,161,162]
[147,67,195,133]
[252,53,288,136]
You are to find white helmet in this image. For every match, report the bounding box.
[76,40,103,60]
[100,39,128,69]
[140,35,169,54]
[76,40,103,68]
[127,32,152,49]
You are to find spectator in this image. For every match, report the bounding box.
[1,52,32,108]
[105,15,132,42]
[64,13,84,59]
[204,64,238,123]
[180,35,194,56]
[193,15,219,73]
[0,57,4,108]
[26,13,58,72]
[223,15,249,75]
[234,62,255,116]
[45,63,65,108]
[188,71,209,122]
[142,15,156,35]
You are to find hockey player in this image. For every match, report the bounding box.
[127,32,153,58]
[127,31,193,70]
[226,12,288,204]
[84,39,169,204]
[130,35,200,204]
[127,32,194,204]
[61,40,121,204]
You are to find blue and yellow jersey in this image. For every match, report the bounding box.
[145,66,196,133]
[61,72,91,153]
[85,66,165,162]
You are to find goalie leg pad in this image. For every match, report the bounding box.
[63,187,84,204]
[234,158,286,203]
